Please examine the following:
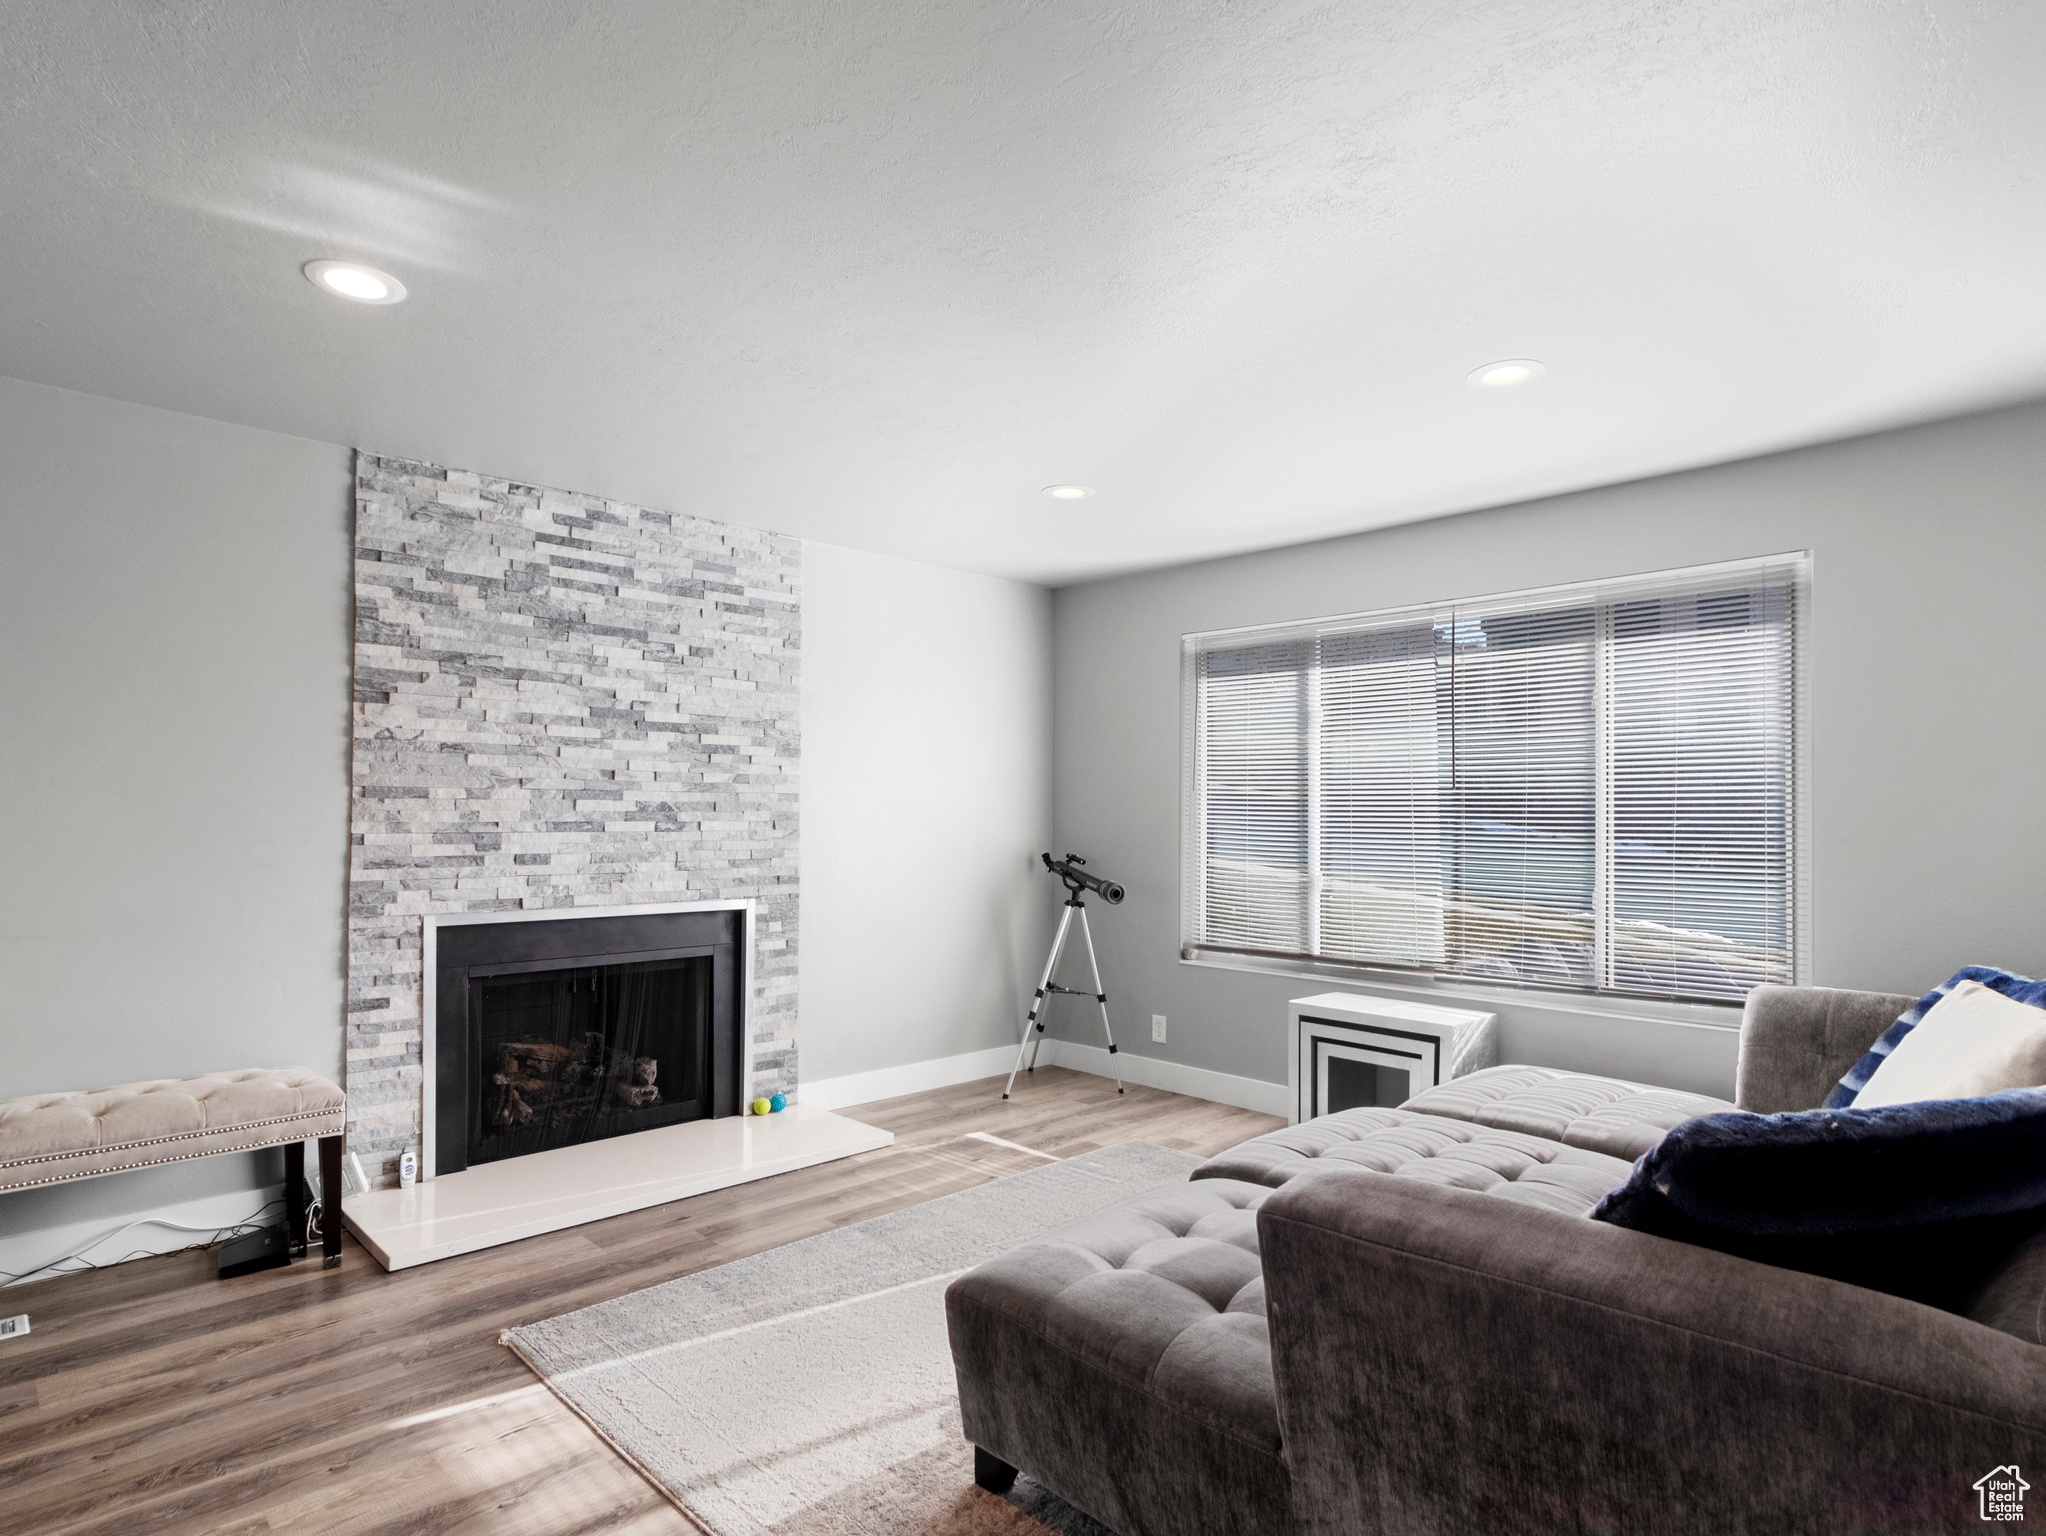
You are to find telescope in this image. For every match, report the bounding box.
[1007,853,1128,1099]
[1042,852,1124,905]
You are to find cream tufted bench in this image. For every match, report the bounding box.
[0,1068,348,1267]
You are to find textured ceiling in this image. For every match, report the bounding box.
[3,2,2044,582]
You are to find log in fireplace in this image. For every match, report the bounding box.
[430,906,745,1178]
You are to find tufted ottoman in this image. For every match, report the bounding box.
[946,1067,1733,1532]
[946,1177,1287,1536]
[0,1068,348,1266]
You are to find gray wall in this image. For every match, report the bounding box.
[1052,399,2046,1099]
[800,541,1053,1084]
[0,378,355,1231]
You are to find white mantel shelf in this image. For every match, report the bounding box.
[342,1103,893,1271]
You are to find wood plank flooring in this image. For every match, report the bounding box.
[1,1069,1280,1536]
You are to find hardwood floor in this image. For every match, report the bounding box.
[1,1069,1280,1535]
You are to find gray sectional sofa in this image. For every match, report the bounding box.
[946,985,2046,1535]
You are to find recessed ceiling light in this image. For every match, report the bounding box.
[1467,359,1544,389]
[1043,485,1095,500]
[304,259,407,305]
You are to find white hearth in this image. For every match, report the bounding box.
[342,1102,891,1271]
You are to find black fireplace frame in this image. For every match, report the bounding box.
[427,906,745,1179]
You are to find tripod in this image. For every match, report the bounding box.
[1003,877,1123,1100]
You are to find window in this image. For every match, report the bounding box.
[1181,554,1807,1004]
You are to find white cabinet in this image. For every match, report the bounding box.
[1288,992,1498,1125]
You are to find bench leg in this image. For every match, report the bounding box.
[318,1134,344,1268]
[284,1140,307,1257]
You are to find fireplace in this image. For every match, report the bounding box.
[348,896,891,1272]
[428,905,745,1179]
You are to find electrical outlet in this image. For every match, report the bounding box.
[0,1314,29,1340]
[1151,1014,1167,1043]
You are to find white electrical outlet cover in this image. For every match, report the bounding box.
[0,1314,29,1339]
[1152,1014,1167,1042]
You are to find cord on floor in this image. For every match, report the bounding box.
[0,1198,288,1287]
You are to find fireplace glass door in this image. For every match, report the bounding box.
[465,950,713,1168]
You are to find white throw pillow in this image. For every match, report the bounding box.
[1853,980,2046,1108]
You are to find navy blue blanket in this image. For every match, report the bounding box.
[1593,1088,2046,1309]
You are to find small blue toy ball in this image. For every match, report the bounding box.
[769,1092,787,1113]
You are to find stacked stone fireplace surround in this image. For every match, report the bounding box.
[345,453,800,1186]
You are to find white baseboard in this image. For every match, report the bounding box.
[801,1038,1291,1118]
[1037,1040,1292,1117]
[0,1183,286,1290]
[799,1045,1021,1109]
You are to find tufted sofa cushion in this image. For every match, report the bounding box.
[1193,1106,1636,1216]
[947,1178,1290,1536]
[1399,1063,1736,1160]
[0,1069,346,1192]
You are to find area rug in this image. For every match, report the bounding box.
[502,1140,1201,1536]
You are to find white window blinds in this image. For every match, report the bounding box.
[1182,555,1806,1004]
